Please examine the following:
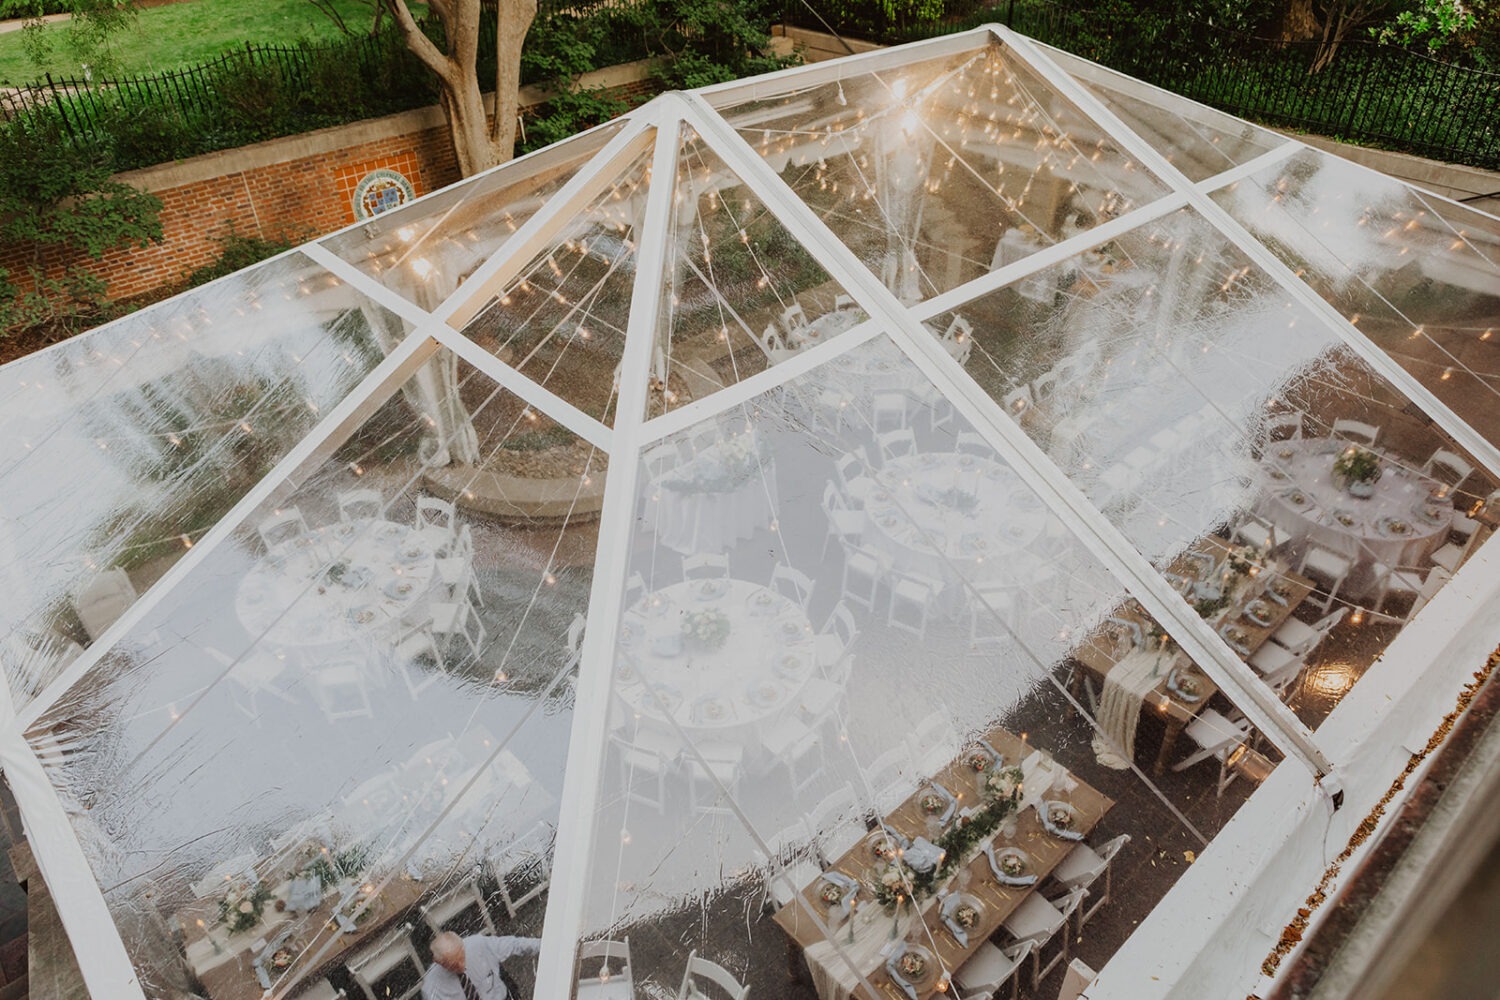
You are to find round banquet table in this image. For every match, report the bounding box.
[648,438,778,556]
[614,578,822,742]
[786,306,863,350]
[1255,437,1452,594]
[235,519,439,647]
[863,452,1051,610]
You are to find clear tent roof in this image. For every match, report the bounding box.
[2,25,1499,1000]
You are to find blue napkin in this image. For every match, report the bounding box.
[1217,624,1250,656]
[904,837,944,874]
[818,870,858,919]
[1105,617,1144,648]
[984,844,1036,886]
[884,945,922,1000]
[940,892,974,946]
[1040,801,1084,841]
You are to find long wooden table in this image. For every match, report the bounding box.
[1072,536,1315,774]
[773,727,1114,1000]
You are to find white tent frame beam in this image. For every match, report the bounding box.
[677,90,1335,779]
[997,25,1500,482]
[531,105,686,998]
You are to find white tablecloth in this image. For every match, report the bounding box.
[615,579,821,743]
[235,519,439,647]
[863,453,1050,607]
[1256,438,1450,592]
[789,307,863,350]
[647,438,778,556]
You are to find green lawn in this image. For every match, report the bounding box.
[0,0,413,85]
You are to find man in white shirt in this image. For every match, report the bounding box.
[421,931,540,1000]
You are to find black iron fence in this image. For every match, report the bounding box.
[780,0,1500,171]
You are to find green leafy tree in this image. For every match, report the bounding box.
[0,112,162,341]
[1,0,139,78]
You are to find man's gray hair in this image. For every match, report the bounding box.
[431,930,464,961]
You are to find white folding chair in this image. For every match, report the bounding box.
[436,525,483,608]
[413,496,457,553]
[905,709,958,775]
[1058,958,1099,1000]
[871,391,909,434]
[1422,448,1473,487]
[1003,886,1087,988]
[833,292,856,311]
[1233,515,1277,552]
[769,562,814,611]
[877,428,917,464]
[677,950,749,1000]
[954,939,1034,1000]
[887,571,939,640]
[72,567,138,642]
[418,877,495,937]
[754,323,787,361]
[1373,563,1451,621]
[862,745,912,813]
[431,598,485,661]
[834,448,876,507]
[682,552,730,580]
[576,938,633,997]
[347,922,424,1000]
[839,542,886,614]
[1262,410,1304,446]
[968,583,1020,650]
[806,782,866,866]
[1031,369,1060,403]
[781,302,809,333]
[257,507,308,550]
[759,715,825,796]
[1271,606,1348,657]
[1297,544,1355,613]
[821,482,864,560]
[645,442,681,479]
[300,981,347,1000]
[1431,520,1483,573]
[1247,640,1309,700]
[337,488,383,522]
[816,601,857,682]
[488,820,554,919]
[311,660,372,723]
[1172,708,1251,797]
[1331,418,1380,448]
[1049,834,1130,931]
[684,741,745,817]
[392,622,446,697]
[612,730,678,814]
[562,612,587,672]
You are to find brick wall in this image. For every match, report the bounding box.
[1,57,659,304]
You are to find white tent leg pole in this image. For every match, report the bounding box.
[0,687,147,999]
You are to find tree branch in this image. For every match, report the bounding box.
[380,0,453,80]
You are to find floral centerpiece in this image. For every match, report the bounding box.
[218,880,273,934]
[872,860,918,909]
[982,765,1023,804]
[660,436,770,495]
[681,609,731,650]
[1333,446,1381,497]
[1225,544,1264,578]
[930,486,980,514]
[294,843,370,891]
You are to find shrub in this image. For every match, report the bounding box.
[183,226,305,289]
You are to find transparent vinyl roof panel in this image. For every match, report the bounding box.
[571,336,1284,998]
[1212,148,1500,447]
[932,206,1495,732]
[28,347,602,998]
[0,253,405,715]
[454,134,657,428]
[320,122,624,310]
[715,40,1171,303]
[1036,42,1289,183]
[652,123,869,418]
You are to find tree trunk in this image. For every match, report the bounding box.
[490,0,538,165]
[1279,0,1320,42]
[443,81,504,178]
